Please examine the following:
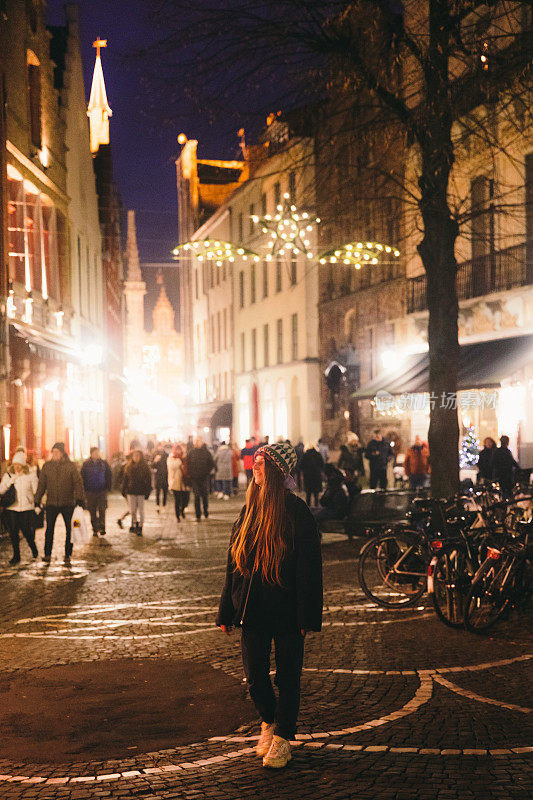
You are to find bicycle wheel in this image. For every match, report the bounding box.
[431,546,474,628]
[358,530,427,608]
[464,556,511,633]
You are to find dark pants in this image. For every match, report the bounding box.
[232,476,238,494]
[370,466,387,490]
[45,505,75,557]
[172,489,188,520]
[86,491,107,533]
[241,628,304,741]
[191,478,209,519]
[409,474,426,491]
[5,510,37,560]
[306,490,320,507]
[155,483,168,507]
[245,469,253,485]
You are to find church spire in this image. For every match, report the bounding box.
[87,37,112,154]
[125,210,142,282]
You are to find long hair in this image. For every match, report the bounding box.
[231,459,293,584]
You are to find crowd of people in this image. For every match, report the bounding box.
[0,427,523,567]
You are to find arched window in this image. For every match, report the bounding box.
[344,308,356,342]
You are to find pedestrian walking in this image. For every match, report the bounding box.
[152,445,169,512]
[34,442,85,563]
[80,447,112,536]
[217,441,323,769]
[492,435,519,497]
[364,429,394,490]
[317,438,329,464]
[403,436,430,491]
[477,437,497,483]
[240,438,257,485]
[299,444,324,507]
[294,440,305,491]
[187,438,215,520]
[214,441,233,499]
[0,451,38,565]
[121,449,152,535]
[168,444,187,521]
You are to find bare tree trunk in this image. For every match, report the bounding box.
[417,157,460,498]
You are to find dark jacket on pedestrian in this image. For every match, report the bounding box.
[152,450,169,486]
[187,445,215,482]
[299,447,324,493]
[121,458,152,498]
[477,446,496,482]
[492,446,519,491]
[319,465,350,519]
[217,492,323,633]
[81,458,112,494]
[364,439,393,471]
[35,455,85,508]
[337,444,364,475]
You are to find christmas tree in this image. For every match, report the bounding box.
[460,425,480,468]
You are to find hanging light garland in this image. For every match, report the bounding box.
[319,241,400,269]
[172,239,260,267]
[252,193,320,261]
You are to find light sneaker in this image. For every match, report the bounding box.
[256,721,275,756]
[223,494,230,500]
[263,735,291,768]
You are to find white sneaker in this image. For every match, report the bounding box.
[223,494,230,500]
[216,492,223,499]
[263,735,291,768]
[256,721,275,756]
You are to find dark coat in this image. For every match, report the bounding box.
[320,476,350,519]
[35,456,85,508]
[337,444,364,475]
[81,458,112,494]
[121,459,152,497]
[299,448,324,493]
[492,446,519,491]
[152,450,169,485]
[187,445,215,482]
[217,492,323,633]
[364,439,393,471]
[477,447,496,481]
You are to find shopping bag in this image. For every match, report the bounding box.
[71,505,90,544]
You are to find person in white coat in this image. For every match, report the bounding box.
[0,451,38,565]
[214,442,233,499]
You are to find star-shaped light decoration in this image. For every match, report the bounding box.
[318,241,400,269]
[252,193,320,261]
[172,239,260,266]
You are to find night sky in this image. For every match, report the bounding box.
[46,0,238,327]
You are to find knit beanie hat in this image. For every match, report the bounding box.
[12,451,27,466]
[52,442,65,454]
[257,442,297,476]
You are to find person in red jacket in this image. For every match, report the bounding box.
[404,436,430,490]
[240,438,258,485]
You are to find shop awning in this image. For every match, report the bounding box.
[10,322,81,364]
[352,334,533,399]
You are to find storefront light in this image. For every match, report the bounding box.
[3,425,11,461]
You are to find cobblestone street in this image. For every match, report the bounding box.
[0,493,531,799]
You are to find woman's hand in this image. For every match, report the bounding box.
[220,624,233,635]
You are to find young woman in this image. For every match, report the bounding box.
[0,451,39,565]
[121,449,152,535]
[167,444,186,521]
[217,441,322,769]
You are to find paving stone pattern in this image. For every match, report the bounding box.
[0,493,531,799]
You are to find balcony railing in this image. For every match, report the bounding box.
[407,243,531,313]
